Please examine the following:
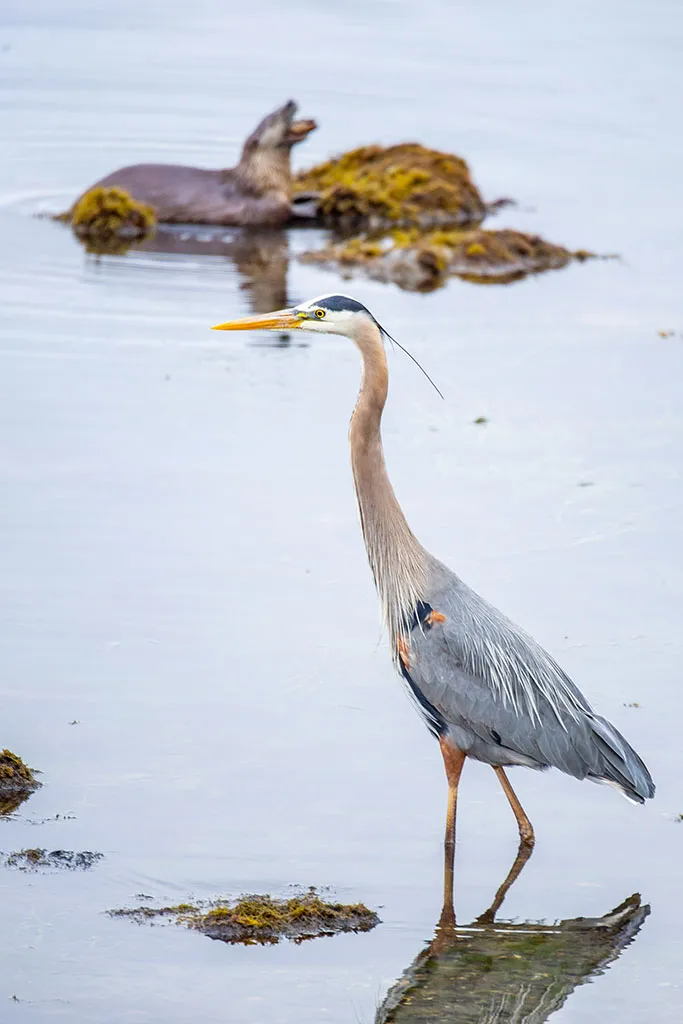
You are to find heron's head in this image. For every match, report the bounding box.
[213,293,442,395]
[241,100,317,154]
[212,293,381,345]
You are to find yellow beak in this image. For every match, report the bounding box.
[211,308,302,332]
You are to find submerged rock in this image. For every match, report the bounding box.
[0,749,41,816]
[300,227,595,291]
[3,848,103,871]
[109,889,380,945]
[294,144,488,232]
[67,186,157,254]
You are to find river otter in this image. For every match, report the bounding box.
[76,100,316,227]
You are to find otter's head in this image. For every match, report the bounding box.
[241,100,316,156]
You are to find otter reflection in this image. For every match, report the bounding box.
[136,226,290,314]
[377,843,649,1023]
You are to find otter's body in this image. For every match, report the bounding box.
[91,163,291,226]
[77,101,316,227]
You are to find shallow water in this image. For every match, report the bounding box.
[1,1,682,1021]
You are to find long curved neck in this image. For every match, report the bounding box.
[349,320,430,645]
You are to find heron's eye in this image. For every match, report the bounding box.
[315,308,326,319]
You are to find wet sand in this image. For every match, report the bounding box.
[1,2,682,1021]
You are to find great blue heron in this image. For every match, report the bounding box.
[213,293,655,896]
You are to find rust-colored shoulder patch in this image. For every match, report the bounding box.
[397,636,410,671]
[425,610,446,626]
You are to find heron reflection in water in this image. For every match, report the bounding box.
[213,294,654,906]
[375,837,649,1024]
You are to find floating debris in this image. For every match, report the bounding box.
[0,749,42,817]
[300,227,595,291]
[24,812,76,825]
[64,185,157,254]
[109,889,379,945]
[3,848,103,871]
[294,144,489,233]
[473,416,488,425]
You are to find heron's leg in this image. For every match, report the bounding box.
[438,738,466,928]
[493,766,535,845]
[474,838,535,925]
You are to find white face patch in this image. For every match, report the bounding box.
[257,120,285,149]
[295,307,364,335]
[291,293,380,340]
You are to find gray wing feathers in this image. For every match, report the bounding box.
[588,715,654,801]
[406,571,655,803]
[443,584,591,727]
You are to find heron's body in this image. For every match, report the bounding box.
[76,101,316,227]
[212,293,654,883]
[401,572,652,801]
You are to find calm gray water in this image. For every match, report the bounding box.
[1,1,682,1021]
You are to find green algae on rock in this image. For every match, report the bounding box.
[300,227,595,292]
[0,750,41,817]
[66,186,157,255]
[294,144,488,232]
[109,889,380,945]
[3,849,103,871]
[194,892,379,944]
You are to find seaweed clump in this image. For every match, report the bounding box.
[194,892,378,944]
[109,889,379,945]
[0,750,41,816]
[293,140,599,291]
[294,144,487,232]
[3,849,103,871]
[68,186,156,254]
[300,227,595,292]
